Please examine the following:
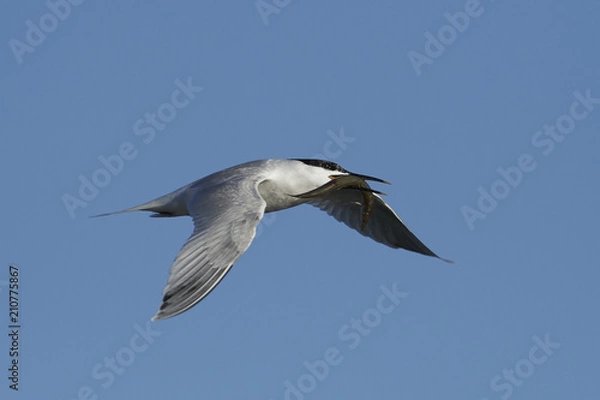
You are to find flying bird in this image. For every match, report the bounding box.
[97,159,451,320]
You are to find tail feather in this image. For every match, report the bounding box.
[91,185,190,218]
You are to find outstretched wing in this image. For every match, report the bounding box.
[307,189,451,262]
[152,178,266,320]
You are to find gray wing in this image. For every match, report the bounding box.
[152,178,266,320]
[307,189,451,262]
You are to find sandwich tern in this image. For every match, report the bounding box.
[97,158,451,320]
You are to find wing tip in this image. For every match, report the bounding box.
[150,313,162,322]
[151,305,171,321]
[151,298,175,321]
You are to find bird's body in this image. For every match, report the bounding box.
[98,158,450,320]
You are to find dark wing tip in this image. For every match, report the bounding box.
[152,298,172,321]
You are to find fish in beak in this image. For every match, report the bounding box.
[293,172,390,231]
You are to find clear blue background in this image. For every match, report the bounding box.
[1,1,599,399]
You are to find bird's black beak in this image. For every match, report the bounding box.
[333,172,391,185]
[292,173,389,199]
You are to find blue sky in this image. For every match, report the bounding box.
[1,1,599,399]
